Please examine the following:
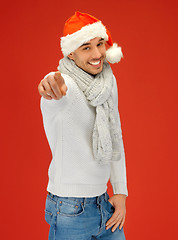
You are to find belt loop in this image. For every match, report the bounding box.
[104,192,107,201]
[83,197,86,207]
[96,195,100,205]
[49,192,54,199]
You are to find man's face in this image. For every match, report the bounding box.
[68,37,106,75]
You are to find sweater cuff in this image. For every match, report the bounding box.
[111,182,128,197]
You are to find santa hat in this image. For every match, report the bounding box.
[60,11,123,64]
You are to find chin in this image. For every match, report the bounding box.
[89,66,103,75]
[94,69,103,75]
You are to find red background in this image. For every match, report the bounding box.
[1,0,178,239]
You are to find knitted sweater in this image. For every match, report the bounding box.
[40,72,128,197]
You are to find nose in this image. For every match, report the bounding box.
[91,47,102,59]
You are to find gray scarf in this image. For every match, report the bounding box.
[58,57,121,165]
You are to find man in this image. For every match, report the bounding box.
[38,11,128,240]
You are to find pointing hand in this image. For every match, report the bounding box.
[38,71,68,100]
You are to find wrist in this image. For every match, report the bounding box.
[114,194,127,199]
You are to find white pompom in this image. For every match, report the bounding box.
[106,43,123,64]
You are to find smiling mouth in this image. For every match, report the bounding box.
[89,60,102,68]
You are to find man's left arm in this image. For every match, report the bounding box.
[106,75,128,232]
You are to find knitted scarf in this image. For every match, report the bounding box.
[58,57,122,165]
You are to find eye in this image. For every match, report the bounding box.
[83,47,90,51]
[97,42,104,47]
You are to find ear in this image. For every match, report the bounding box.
[68,52,74,60]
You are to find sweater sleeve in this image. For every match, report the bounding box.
[40,72,74,116]
[110,75,128,197]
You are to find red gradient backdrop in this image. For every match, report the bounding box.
[0,0,177,239]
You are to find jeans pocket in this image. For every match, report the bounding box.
[44,195,57,225]
[107,200,114,208]
[59,200,85,217]
[45,210,53,225]
[105,200,115,214]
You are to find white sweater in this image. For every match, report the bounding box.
[40,72,128,197]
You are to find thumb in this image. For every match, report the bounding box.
[60,83,68,96]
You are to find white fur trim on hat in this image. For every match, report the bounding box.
[106,43,123,64]
[60,21,108,56]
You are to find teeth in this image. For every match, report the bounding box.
[90,61,100,65]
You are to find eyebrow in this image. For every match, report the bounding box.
[79,38,104,48]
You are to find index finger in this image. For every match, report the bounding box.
[54,71,64,83]
[54,71,67,95]
[105,209,121,226]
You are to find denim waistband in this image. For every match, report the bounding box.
[47,191,109,205]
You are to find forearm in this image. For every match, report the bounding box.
[110,154,128,197]
[110,110,128,196]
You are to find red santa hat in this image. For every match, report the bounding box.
[60,11,123,64]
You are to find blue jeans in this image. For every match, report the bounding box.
[44,191,126,240]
